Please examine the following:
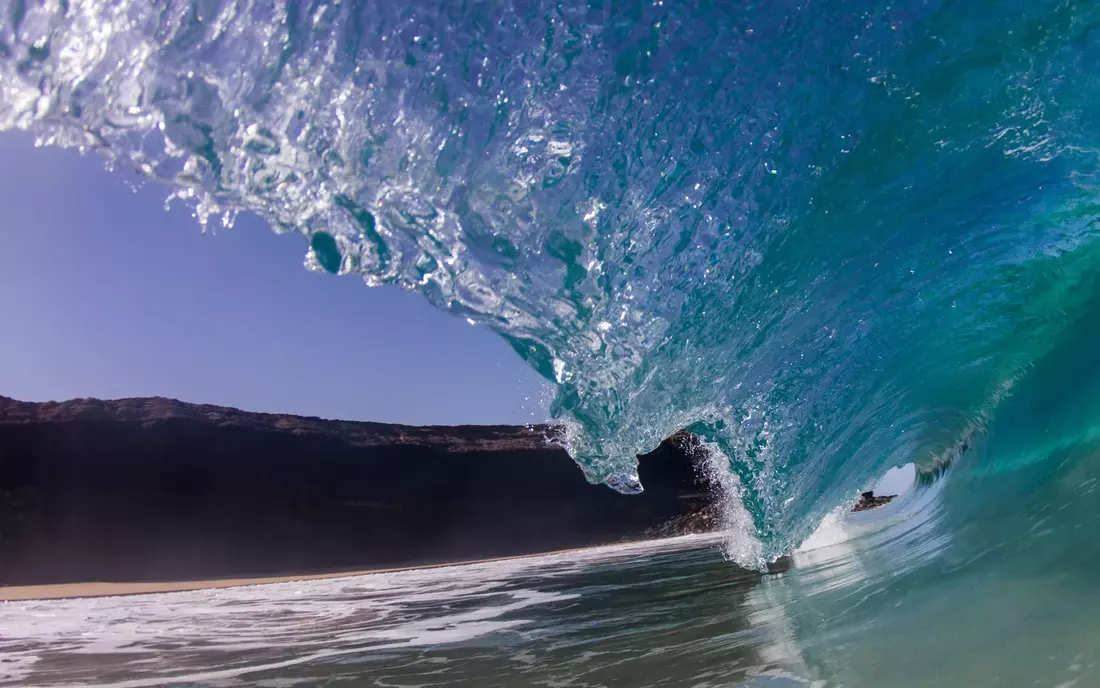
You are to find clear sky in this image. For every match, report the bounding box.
[872,464,916,496]
[0,133,550,426]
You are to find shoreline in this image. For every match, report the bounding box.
[0,551,588,602]
[0,534,725,602]
[1,396,715,594]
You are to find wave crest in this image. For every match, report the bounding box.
[5,0,1100,560]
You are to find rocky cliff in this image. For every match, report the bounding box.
[0,396,717,586]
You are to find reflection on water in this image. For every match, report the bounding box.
[5,444,1100,687]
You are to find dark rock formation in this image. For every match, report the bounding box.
[0,396,718,587]
[852,490,896,512]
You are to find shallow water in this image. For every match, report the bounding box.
[5,435,1100,688]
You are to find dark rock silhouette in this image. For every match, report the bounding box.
[0,396,719,587]
[852,490,896,512]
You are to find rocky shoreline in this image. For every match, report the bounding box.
[0,396,720,587]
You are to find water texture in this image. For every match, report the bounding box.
[4,0,1100,564]
[6,445,1100,688]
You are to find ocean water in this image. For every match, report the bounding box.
[4,463,1100,687]
[4,0,1100,559]
[5,0,1100,684]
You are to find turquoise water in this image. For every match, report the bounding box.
[5,8,1100,682]
[5,0,1100,562]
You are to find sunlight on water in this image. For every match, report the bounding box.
[6,0,1100,562]
[6,3,1100,684]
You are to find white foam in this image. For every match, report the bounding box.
[0,534,723,687]
[795,511,852,553]
[695,440,766,568]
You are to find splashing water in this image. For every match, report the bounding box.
[5,0,1100,565]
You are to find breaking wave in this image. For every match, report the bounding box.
[5,0,1100,563]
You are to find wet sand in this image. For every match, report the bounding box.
[0,534,726,602]
[0,551,582,602]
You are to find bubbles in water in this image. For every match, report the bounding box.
[5,0,1100,560]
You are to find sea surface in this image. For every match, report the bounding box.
[5,463,1100,687]
[5,0,1100,684]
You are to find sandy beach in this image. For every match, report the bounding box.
[0,553,568,602]
[0,534,726,602]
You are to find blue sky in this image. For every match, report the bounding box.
[0,133,549,425]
